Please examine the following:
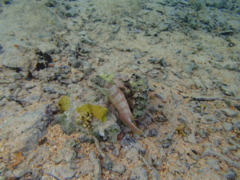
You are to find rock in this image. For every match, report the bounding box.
[92,113,121,143]
[224,64,240,72]
[148,57,169,67]
[193,77,205,89]
[0,105,50,152]
[102,157,113,170]
[112,147,120,157]
[149,154,162,167]
[177,117,187,124]
[204,115,220,124]
[89,151,101,180]
[207,159,220,171]
[53,148,76,163]
[130,166,148,180]
[0,44,4,54]
[78,134,94,143]
[79,60,93,74]
[44,0,58,7]
[221,109,238,117]
[134,142,146,156]
[1,45,31,71]
[79,31,96,46]
[41,175,53,180]
[155,94,167,103]
[220,85,236,96]
[148,57,160,64]
[13,166,29,178]
[36,42,57,54]
[214,140,221,146]
[224,169,237,180]
[25,146,51,167]
[159,23,170,31]
[55,113,77,135]
[64,138,80,150]
[125,147,139,161]
[44,164,76,179]
[78,159,94,176]
[122,74,149,119]
[150,169,160,180]
[234,104,240,111]
[223,122,233,131]
[159,58,168,67]
[68,57,82,68]
[148,128,158,137]
[65,9,78,17]
[111,164,126,175]
[190,0,205,10]
[233,121,240,131]
[3,0,12,4]
[185,134,197,144]
[121,134,136,147]
[205,0,227,9]
[161,138,172,148]
[214,54,224,62]
[184,61,198,74]
[42,84,67,95]
[198,128,209,139]
[189,150,200,161]
[0,0,65,40]
[24,82,37,90]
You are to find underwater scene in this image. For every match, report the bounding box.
[0,0,239,179]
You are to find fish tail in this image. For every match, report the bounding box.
[120,114,143,135]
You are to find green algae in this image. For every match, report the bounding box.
[58,96,71,112]
[76,104,108,123]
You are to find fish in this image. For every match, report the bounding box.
[104,81,143,135]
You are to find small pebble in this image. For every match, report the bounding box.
[150,169,160,180]
[125,147,139,161]
[207,159,220,171]
[148,128,158,137]
[154,93,166,102]
[111,164,126,174]
[223,122,233,131]
[112,147,120,157]
[177,117,187,123]
[234,104,240,111]
[102,158,113,170]
[159,58,168,67]
[0,44,4,54]
[162,138,172,148]
[148,57,160,64]
[120,134,136,147]
[221,109,238,117]
[13,166,29,178]
[130,166,148,180]
[224,169,237,180]
[233,121,240,131]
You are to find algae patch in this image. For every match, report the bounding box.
[76,104,108,123]
[58,96,71,112]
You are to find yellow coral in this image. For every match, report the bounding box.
[58,96,71,112]
[76,104,108,122]
[76,112,93,128]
